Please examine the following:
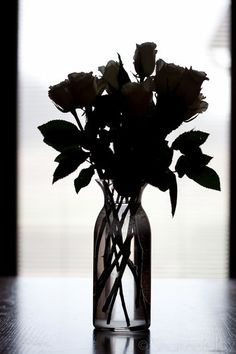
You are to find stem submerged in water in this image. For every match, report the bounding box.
[93,180,149,327]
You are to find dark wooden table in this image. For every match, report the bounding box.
[0,277,236,353]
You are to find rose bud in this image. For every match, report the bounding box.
[133,42,157,79]
[99,60,120,90]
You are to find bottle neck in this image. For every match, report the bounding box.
[96,179,146,204]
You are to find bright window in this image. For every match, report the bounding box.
[18,0,230,277]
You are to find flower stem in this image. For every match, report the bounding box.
[94,181,149,326]
[102,215,134,314]
[71,109,84,131]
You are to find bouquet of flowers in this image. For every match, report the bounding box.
[38,41,221,330]
[38,41,220,216]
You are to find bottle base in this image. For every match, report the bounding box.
[93,319,150,332]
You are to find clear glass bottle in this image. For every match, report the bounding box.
[93,179,151,331]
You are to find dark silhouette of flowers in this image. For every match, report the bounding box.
[38,41,220,216]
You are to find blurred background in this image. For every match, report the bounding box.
[17,0,230,277]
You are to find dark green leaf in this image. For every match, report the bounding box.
[38,119,82,151]
[175,153,213,178]
[147,169,171,192]
[53,149,89,183]
[117,53,131,88]
[175,155,187,178]
[94,94,121,128]
[54,146,89,162]
[172,130,209,154]
[91,143,115,171]
[113,178,143,198]
[74,166,95,194]
[169,172,178,217]
[53,160,80,183]
[187,166,221,191]
[195,153,213,166]
[98,129,112,148]
[84,120,99,142]
[155,141,173,169]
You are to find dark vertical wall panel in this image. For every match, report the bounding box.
[0,2,18,275]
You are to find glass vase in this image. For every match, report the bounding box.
[93,179,151,331]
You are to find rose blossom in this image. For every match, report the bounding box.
[185,93,208,121]
[155,59,209,120]
[155,59,185,94]
[121,78,153,117]
[48,80,74,112]
[68,72,97,108]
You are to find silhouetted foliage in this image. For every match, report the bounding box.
[38,42,220,216]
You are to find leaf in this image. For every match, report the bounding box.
[53,149,89,183]
[175,153,213,178]
[117,53,131,88]
[91,143,115,171]
[38,120,82,151]
[195,153,213,166]
[93,95,121,128]
[175,155,187,178]
[169,172,178,217]
[147,170,170,191]
[186,166,221,191]
[74,166,95,194]
[98,129,112,148]
[54,146,89,162]
[113,178,143,198]
[172,130,209,154]
[147,166,178,193]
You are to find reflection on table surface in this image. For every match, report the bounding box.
[0,277,236,353]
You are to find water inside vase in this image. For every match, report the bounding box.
[93,198,151,331]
